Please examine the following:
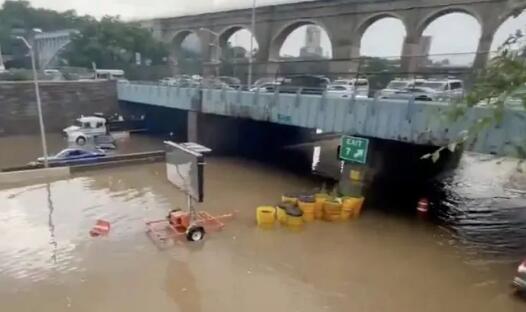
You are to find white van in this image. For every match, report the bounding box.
[332,78,370,97]
[95,69,125,80]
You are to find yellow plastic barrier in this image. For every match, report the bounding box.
[314,193,329,219]
[256,206,276,226]
[323,200,342,222]
[276,204,288,224]
[298,196,316,222]
[354,196,365,217]
[281,193,298,205]
[287,215,304,227]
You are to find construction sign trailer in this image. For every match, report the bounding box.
[146,141,232,248]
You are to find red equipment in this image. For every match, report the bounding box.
[90,219,111,237]
[146,209,234,249]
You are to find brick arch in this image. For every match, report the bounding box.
[416,6,482,37]
[171,30,201,51]
[169,30,203,66]
[356,12,407,39]
[218,25,259,52]
[356,13,408,57]
[269,19,333,60]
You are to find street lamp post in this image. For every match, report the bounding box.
[248,0,256,90]
[16,29,49,168]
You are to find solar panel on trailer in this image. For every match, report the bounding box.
[164,141,204,202]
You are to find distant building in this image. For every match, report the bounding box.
[300,26,324,59]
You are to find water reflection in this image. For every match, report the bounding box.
[46,183,57,265]
[165,256,202,312]
[432,154,526,258]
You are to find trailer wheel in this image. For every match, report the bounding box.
[186,226,205,242]
[76,136,87,145]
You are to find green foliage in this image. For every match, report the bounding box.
[424,30,526,161]
[0,1,168,72]
[0,1,94,56]
[61,16,168,69]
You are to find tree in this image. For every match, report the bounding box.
[0,1,167,72]
[61,16,168,69]
[424,29,526,162]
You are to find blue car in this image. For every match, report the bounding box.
[37,148,106,164]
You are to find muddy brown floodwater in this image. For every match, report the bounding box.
[0,134,525,311]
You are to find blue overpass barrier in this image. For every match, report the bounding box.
[117,82,526,157]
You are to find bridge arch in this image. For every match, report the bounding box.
[490,8,526,52]
[416,6,482,38]
[269,19,333,60]
[417,8,482,67]
[356,12,407,39]
[357,13,407,58]
[219,25,253,48]
[170,30,203,74]
[171,30,202,53]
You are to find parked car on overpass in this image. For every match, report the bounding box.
[250,82,280,93]
[378,79,426,98]
[218,76,242,89]
[331,78,369,97]
[381,79,465,102]
[278,74,330,95]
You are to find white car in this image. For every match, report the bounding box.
[63,116,108,145]
[381,79,464,102]
[332,78,369,97]
[418,79,464,102]
[379,79,426,98]
[250,82,279,93]
[326,84,362,99]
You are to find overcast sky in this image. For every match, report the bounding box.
[4,0,526,64]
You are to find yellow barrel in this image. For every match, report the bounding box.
[256,206,276,226]
[287,215,304,227]
[323,200,342,222]
[341,197,356,218]
[276,203,290,224]
[353,196,365,217]
[340,210,352,221]
[298,195,316,223]
[314,193,329,219]
[281,192,299,205]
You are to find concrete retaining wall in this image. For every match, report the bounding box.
[0,167,70,186]
[0,80,119,135]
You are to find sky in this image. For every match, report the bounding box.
[4,0,526,64]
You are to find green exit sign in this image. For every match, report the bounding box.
[339,135,369,164]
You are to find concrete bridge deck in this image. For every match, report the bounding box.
[117,82,525,157]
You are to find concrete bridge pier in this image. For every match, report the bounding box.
[338,138,462,207]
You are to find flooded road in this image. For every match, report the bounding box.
[0,134,525,311]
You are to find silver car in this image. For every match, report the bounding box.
[382,79,464,102]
